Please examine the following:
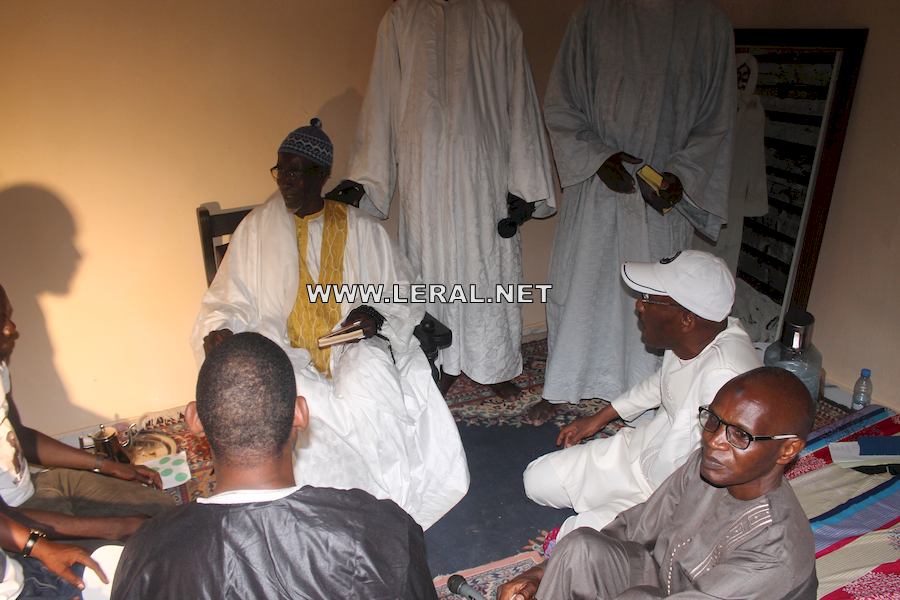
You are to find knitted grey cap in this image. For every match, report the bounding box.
[278,118,333,169]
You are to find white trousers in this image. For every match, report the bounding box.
[523,429,654,539]
[292,337,468,530]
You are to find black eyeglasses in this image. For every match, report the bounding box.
[639,293,680,308]
[270,164,322,182]
[698,407,800,450]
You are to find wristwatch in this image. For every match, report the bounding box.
[21,529,47,557]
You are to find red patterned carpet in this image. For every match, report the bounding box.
[433,551,542,599]
[445,338,619,430]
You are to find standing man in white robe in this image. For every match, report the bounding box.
[530,0,736,422]
[191,120,469,530]
[341,0,555,398]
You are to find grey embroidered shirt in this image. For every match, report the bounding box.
[600,450,817,599]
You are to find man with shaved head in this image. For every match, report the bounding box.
[112,332,437,599]
[500,367,818,600]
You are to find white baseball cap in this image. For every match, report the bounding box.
[620,250,735,321]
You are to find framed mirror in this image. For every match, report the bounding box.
[715,28,867,342]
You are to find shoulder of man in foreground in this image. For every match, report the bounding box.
[112,486,436,600]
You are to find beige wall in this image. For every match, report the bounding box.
[716,0,900,410]
[2,1,897,435]
[509,0,576,334]
[0,0,392,434]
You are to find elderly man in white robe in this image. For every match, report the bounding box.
[191,120,469,530]
[335,0,555,399]
[529,0,737,423]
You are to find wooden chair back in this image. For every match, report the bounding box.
[197,206,252,286]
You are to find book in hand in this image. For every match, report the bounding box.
[636,164,677,216]
[317,321,365,348]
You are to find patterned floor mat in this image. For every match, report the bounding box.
[446,338,618,429]
[433,551,542,599]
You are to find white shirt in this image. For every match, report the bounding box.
[0,553,23,600]
[197,486,299,505]
[0,364,33,507]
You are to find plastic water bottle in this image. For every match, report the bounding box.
[850,368,873,411]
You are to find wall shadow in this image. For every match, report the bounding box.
[315,87,402,240]
[0,184,104,432]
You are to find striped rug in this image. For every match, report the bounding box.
[788,405,900,599]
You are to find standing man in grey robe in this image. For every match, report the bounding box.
[342,0,555,398]
[499,367,818,600]
[530,0,736,422]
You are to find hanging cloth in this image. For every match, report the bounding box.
[286,200,348,376]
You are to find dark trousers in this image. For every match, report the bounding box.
[17,556,83,600]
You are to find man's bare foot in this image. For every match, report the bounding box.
[438,372,459,396]
[488,380,520,399]
[524,399,558,425]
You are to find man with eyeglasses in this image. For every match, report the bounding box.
[191,120,468,531]
[523,250,760,539]
[500,367,817,600]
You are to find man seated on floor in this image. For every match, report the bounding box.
[0,284,174,546]
[523,250,761,537]
[112,332,438,599]
[190,119,468,530]
[500,367,818,600]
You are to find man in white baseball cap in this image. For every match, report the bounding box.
[620,249,736,322]
[523,250,761,539]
